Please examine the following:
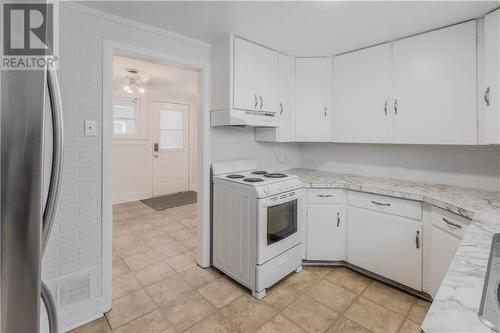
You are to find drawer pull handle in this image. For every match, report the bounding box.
[317,194,333,198]
[277,258,289,266]
[371,200,391,207]
[416,230,420,249]
[337,212,340,227]
[442,217,462,229]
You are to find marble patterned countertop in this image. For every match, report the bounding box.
[286,168,500,333]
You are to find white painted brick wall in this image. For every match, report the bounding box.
[42,4,210,330]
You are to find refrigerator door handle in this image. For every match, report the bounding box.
[42,69,64,253]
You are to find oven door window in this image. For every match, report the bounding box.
[267,199,297,245]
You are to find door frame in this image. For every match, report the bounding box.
[151,100,192,196]
[102,40,211,312]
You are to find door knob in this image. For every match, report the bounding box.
[153,143,159,152]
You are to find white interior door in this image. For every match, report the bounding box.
[152,102,189,196]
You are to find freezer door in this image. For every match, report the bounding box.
[1,69,46,333]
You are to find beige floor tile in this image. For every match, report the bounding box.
[105,289,156,329]
[123,250,162,271]
[181,265,221,289]
[113,259,130,279]
[262,282,301,311]
[407,299,431,324]
[182,236,198,250]
[220,294,277,333]
[282,269,324,293]
[163,223,188,234]
[114,233,142,248]
[324,268,372,295]
[257,314,305,333]
[362,281,415,315]
[197,277,245,309]
[303,266,334,279]
[113,309,173,333]
[134,261,176,287]
[161,291,216,331]
[307,280,358,313]
[147,235,177,249]
[169,228,195,241]
[112,273,142,300]
[145,275,193,307]
[398,319,421,333]
[115,243,151,258]
[179,218,197,229]
[282,296,339,333]
[166,252,197,273]
[326,316,369,333]
[154,241,189,259]
[343,297,404,333]
[183,312,237,333]
[69,317,111,333]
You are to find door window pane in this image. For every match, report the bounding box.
[159,108,185,149]
[113,98,138,135]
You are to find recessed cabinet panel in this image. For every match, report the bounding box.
[392,21,477,144]
[233,37,260,111]
[333,43,393,143]
[295,57,333,142]
[347,206,422,290]
[307,203,345,261]
[258,47,279,113]
[483,9,500,144]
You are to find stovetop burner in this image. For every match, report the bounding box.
[227,174,244,179]
[264,173,287,178]
[251,170,268,175]
[243,178,264,183]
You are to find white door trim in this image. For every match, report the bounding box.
[102,40,211,312]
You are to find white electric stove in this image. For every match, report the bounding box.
[212,160,304,299]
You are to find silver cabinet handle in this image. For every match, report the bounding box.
[371,200,391,207]
[317,194,333,198]
[484,87,490,107]
[416,230,420,249]
[394,99,398,115]
[254,94,258,109]
[280,102,283,115]
[324,106,327,118]
[337,212,340,227]
[384,100,388,115]
[259,95,263,109]
[442,217,462,229]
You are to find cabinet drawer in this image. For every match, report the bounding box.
[256,244,302,292]
[431,206,470,239]
[348,191,422,220]
[308,189,345,204]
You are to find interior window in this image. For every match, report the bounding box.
[113,98,138,135]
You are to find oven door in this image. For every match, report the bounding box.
[257,188,304,265]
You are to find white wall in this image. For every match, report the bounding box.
[300,143,500,191]
[44,4,211,331]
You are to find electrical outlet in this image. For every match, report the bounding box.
[84,120,97,137]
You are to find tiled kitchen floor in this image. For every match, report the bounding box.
[71,201,431,333]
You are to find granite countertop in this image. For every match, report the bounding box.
[286,168,500,333]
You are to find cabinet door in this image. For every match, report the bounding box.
[393,21,477,144]
[306,203,345,261]
[333,43,393,143]
[347,206,422,290]
[428,225,461,297]
[483,9,500,144]
[258,47,278,113]
[278,54,295,141]
[233,37,260,111]
[295,57,332,141]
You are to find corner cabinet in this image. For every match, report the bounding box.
[347,191,423,291]
[481,8,500,144]
[295,57,333,142]
[211,35,278,126]
[306,189,346,261]
[256,53,296,142]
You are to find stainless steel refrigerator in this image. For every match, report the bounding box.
[1,64,63,332]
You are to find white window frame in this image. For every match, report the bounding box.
[112,95,145,140]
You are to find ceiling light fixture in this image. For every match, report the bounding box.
[123,68,146,94]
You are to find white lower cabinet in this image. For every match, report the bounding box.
[347,192,423,290]
[424,206,470,297]
[306,189,346,261]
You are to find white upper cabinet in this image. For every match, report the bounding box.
[258,47,279,113]
[482,8,500,144]
[233,37,261,111]
[333,43,393,143]
[256,53,295,142]
[392,21,477,144]
[295,57,333,141]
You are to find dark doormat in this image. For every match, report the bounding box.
[142,191,197,211]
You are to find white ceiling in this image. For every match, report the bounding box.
[113,55,198,95]
[82,1,499,56]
